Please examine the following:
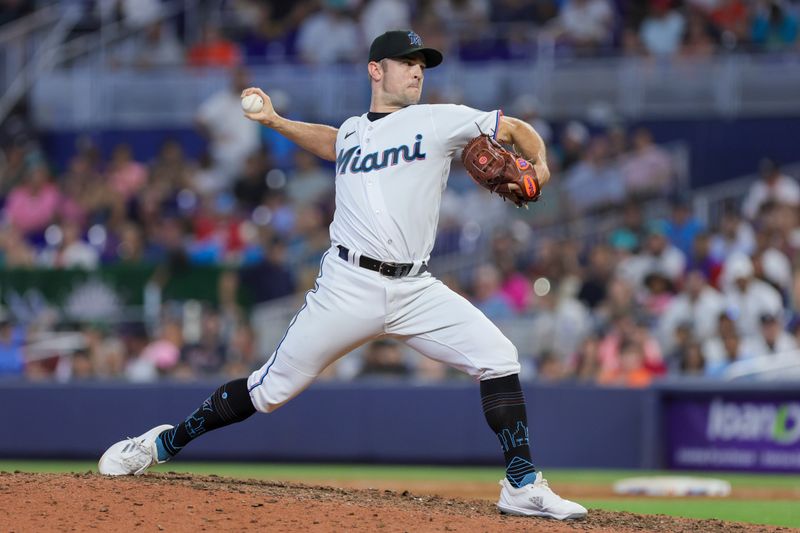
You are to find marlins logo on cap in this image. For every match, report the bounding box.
[369,30,443,68]
[407,31,422,47]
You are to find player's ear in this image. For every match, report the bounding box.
[368,61,383,82]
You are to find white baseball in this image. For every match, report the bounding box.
[241,94,264,114]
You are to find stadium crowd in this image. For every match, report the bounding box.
[4,0,800,64]
[0,0,799,385]
[1,91,798,385]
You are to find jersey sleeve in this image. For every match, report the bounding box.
[430,104,501,156]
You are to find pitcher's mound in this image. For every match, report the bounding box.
[0,472,784,532]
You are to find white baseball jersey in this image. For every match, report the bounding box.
[330,104,501,263]
[247,104,519,414]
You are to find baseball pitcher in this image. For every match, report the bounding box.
[98,30,586,520]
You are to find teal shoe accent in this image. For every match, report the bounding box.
[155,433,171,462]
[518,471,538,487]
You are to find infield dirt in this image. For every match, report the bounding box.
[0,472,793,532]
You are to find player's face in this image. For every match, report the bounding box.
[381,54,425,106]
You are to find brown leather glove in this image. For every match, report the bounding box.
[461,134,541,207]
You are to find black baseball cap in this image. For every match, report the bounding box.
[369,30,443,68]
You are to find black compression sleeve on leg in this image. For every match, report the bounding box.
[480,374,536,487]
[158,378,256,458]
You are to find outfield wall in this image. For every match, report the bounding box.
[0,381,797,471]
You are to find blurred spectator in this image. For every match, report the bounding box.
[552,0,615,54]
[286,204,332,289]
[625,219,686,287]
[431,0,491,33]
[111,222,160,264]
[709,209,755,262]
[748,312,798,356]
[491,0,559,28]
[233,151,271,211]
[665,199,704,258]
[639,0,686,57]
[609,202,647,254]
[741,158,800,220]
[658,269,725,354]
[296,2,361,64]
[496,255,531,314]
[0,313,24,377]
[686,232,723,287]
[678,341,706,376]
[356,339,412,378]
[598,314,665,375]
[4,164,60,237]
[597,339,655,387]
[237,1,316,63]
[360,0,412,44]
[751,229,792,296]
[702,319,751,377]
[708,0,749,47]
[236,236,296,305]
[641,271,675,319]
[195,67,262,190]
[0,226,36,267]
[69,351,95,380]
[38,220,100,270]
[619,128,673,199]
[528,282,592,360]
[679,8,718,58]
[82,323,125,378]
[139,319,183,376]
[556,121,589,172]
[578,243,615,309]
[721,253,783,337]
[471,264,515,321]
[285,151,334,207]
[106,143,148,201]
[187,22,242,67]
[750,0,798,52]
[563,135,625,214]
[537,351,568,382]
[188,194,246,264]
[223,321,257,376]
[111,20,183,69]
[191,152,227,196]
[149,139,196,196]
[96,0,163,29]
[571,335,602,382]
[0,135,40,196]
[181,307,227,375]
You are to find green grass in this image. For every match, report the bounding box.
[581,499,800,528]
[3,462,799,528]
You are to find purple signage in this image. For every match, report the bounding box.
[666,396,800,472]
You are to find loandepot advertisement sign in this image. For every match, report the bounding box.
[666,396,800,472]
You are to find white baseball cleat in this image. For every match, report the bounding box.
[98,424,173,476]
[497,472,588,520]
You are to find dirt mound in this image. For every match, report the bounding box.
[0,472,790,533]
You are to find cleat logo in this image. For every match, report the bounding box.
[529,496,543,508]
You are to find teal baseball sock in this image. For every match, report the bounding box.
[156,378,256,461]
[480,374,537,488]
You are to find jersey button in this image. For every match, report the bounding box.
[387,239,393,245]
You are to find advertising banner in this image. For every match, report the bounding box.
[666,396,800,472]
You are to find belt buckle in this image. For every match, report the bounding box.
[379,261,407,279]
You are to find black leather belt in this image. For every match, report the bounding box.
[337,245,427,278]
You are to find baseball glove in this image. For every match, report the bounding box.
[461,134,541,207]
